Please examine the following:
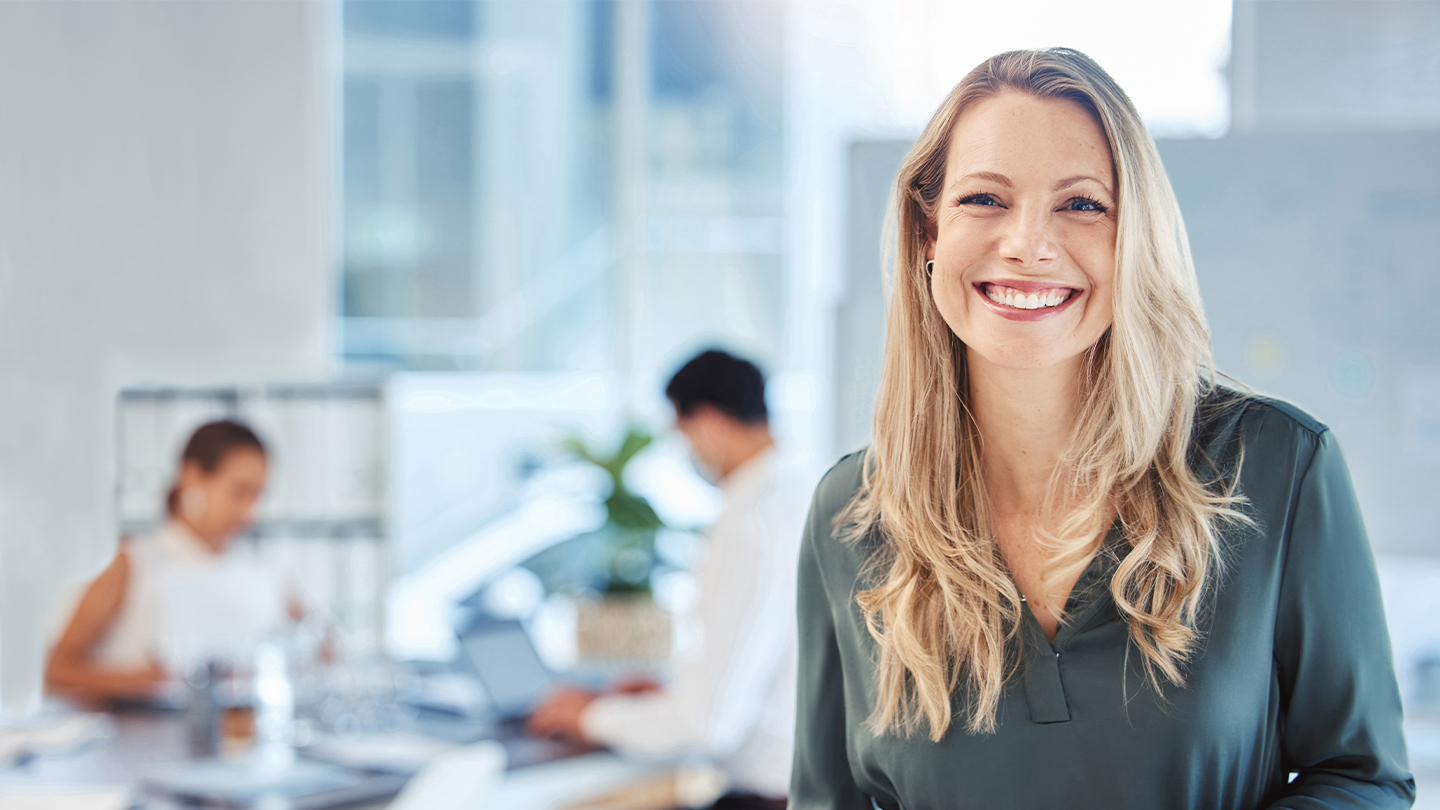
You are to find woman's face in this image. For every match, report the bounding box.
[928,91,1117,373]
[180,448,267,551]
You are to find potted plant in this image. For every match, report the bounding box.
[562,425,671,663]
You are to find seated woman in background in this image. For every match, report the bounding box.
[47,420,292,705]
[791,49,1412,808]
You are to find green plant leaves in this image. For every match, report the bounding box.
[563,423,666,531]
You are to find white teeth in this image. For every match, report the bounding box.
[984,285,1070,310]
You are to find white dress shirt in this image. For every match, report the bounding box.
[581,447,815,798]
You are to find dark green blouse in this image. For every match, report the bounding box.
[791,393,1414,809]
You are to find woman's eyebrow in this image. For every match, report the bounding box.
[948,171,1012,191]
[1052,174,1112,194]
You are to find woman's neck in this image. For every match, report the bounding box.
[173,515,226,556]
[968,349,1086,517]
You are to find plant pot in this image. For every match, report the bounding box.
[575,595,672,664]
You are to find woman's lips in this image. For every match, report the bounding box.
[974,282,1081,321]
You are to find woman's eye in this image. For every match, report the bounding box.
[958,193,1001,207]
[1065,196,1107,213]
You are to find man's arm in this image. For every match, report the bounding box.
[579,507,796,757]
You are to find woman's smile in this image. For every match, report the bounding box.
[974,281,1082,321]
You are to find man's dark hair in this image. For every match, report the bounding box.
[665,349,768,424]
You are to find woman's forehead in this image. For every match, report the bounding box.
[211,447,267,475]
[943,92,1114,192]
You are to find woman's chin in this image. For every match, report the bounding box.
[964,343,1089,374]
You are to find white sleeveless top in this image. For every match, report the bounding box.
[94,521,286,673]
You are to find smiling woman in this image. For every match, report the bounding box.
[790,49,1414,809]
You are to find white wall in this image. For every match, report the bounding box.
[1231,0,1440,133]
[0,0,334,713]
[1158,132,1440,556]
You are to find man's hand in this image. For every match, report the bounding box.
[610,675,662,695]
[526,686,599,742]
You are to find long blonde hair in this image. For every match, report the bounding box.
[841,48,1247,740]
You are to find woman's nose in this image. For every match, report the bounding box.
[997,207,1058,267]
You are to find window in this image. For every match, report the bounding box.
[339,0,787,379]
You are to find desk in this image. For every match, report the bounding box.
[0,710,671,810]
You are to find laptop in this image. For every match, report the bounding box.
[456,618,557,722]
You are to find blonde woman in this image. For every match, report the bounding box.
[791,49,1412,809]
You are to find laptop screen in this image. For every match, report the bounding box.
[458,620,554,719]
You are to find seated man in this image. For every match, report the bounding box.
[529,349,813,809]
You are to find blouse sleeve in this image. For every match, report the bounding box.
[1267,429,1415,808]
[789,489,874,810]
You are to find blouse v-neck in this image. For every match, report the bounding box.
[1017,518,1123,724]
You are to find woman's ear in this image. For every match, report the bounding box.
[924,217,938,260]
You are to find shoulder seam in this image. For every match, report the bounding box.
[1239,394,1329,440]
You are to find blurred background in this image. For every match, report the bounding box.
[0,0,1438,806]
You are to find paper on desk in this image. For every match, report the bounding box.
[0,785,130,810]
[302,731,457,774]
[388,740,506,810]
[0,713,115,765]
